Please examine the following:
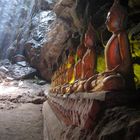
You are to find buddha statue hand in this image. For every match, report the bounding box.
[102,73,126,91]
[85,71,126,92]
[100,65,120,77]
[84,74,99,92]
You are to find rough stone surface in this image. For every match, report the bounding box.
[23,0,84,81]
[0,59,37,81]
[31,18,71,81]
[94,106,140,140]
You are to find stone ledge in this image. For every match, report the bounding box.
[47,91,140,129]
[44,90,140,140]
[43,101,95,140]
[48,90,140,107]
[43,101,140,140]
[43,101,64,140]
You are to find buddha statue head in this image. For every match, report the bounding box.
[84,21,95,48]
[67,46,75,65]
[106,0,127,33]
[68,55,74,65]
[76,42,86,59]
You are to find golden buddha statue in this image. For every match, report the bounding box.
[59,47,76,94]
[85,0,135,92]
[67,52,75,84]
[60,64,66,85]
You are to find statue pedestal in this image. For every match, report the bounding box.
[43,90,140,140]
[46,90,139,129]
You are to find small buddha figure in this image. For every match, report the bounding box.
[66,47,76,84]
[82,22,97,79]
[85,0,135,92]
[72,21,97,92]
[60,47,76,94]
[51,72,56,89]
[74,42,87,80]
[59,65,63,83]
[58,65,63,85]
[65,41,86,93]
[54,70,59,87]
[60,63,68,94]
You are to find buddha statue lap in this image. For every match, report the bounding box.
[85,0,135,92]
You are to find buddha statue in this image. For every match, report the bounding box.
[55,70,59,87]
[81,22,97,79]
[59,47,76,94]
[64,41,86,94]
[51,71,56,88]
[58,65,63,85]
[67,52,75,84]
[85,0,135,92]
[74,42,87,80]
[72,21,97,93]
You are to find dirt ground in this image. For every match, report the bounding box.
[0,103,43,140]
[0,79,50,140]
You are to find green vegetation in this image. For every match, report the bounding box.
[97,55,105,73]
[134,64,140,88]
[131,42,140,88]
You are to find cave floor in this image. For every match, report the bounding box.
[0,103,43,140]
[0,79,50,140]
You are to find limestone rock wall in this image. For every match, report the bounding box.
[25,0,80,81]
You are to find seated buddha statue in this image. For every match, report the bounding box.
[54,70,59,86]
[60,47,76,94]
[67,52,75,84]
[51,71,57,88]
[72,21,97,93]
[82,22,97,79]
[58,65,63,85]
[85,0,135,92]
[74,42,87,80]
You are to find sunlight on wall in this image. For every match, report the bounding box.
[0,85,18,95]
